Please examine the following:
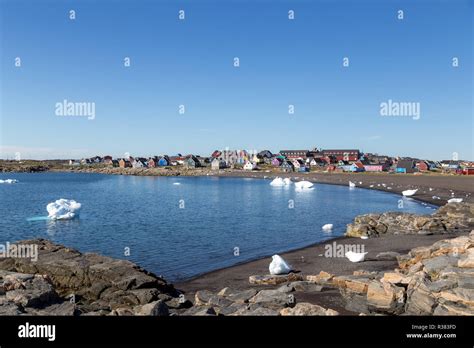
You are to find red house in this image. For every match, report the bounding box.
[416,161,429,171]
[322,149,360,162]
[463,167,474,175]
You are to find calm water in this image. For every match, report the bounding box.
[0,173,435,281]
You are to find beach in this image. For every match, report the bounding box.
[176,232,467,314]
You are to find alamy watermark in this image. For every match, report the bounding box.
[55,99,95,120]
[0,242,38,262]
[324,241,365,258]
[380,99,420,120]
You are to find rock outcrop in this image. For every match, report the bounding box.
[345,203,474,238]
[0,239,187,316]
[306,230,474,315]
[181,281,336,316]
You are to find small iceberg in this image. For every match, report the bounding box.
[46,199,81,220]
[0,179,18,184]
[294,181,314,190]
[269,255,292,275]
[345,251,368,263]
[270,177,291,187]
[402,189,418,197]
[322,224,333,232]
[448,198,463,203]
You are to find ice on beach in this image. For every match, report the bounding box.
[322,223,333,232]
[269,255,292,275]
[349,181,356,188]
[294,181,314,190]
[0,179,18,184]
[345,251,368,263]
[360,236,369,240]
[46,199,81,220]
[270,177,291,187]
[447,198,463,203]
[402,189,418,197]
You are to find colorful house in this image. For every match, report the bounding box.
[158,156,170,166]
[350,162,365,172]
[279,150,309,159]
[280,160,294,172]
[462,167,474,175]
[147,158,157,168]
[272,157,283,166]
[364,164,385,172]
[291,159,305,169]
[183,155,201,168]
[416,161,430,171]
[322,149,360,162]
[119,159,131,168]
[396,159,417,173]
[243,161,257,171]
[211,158,226,170]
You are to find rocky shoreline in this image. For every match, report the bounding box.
[1,203,473,316]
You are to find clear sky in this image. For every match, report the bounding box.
[0,0,472,160]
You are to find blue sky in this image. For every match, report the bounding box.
[0,0,472,160]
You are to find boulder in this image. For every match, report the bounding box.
[249,273,303,285]
[248,289,294,309]
[376,252,401,261]
[367,281,405,314]
[280,302,338,316]
[135,300,169,316]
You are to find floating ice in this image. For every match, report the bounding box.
[0,179,18,184]
[46,199,81,220]
[269,255,292,275]
[173,182,181,185]
[270,177,291,187]
[294,181,313,190]
[322,224,333,232]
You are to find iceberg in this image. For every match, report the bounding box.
[46,199,82,220]
[0,179,18,184]
[322,223,333,231]
[294,181,314,190]
[269,255,292,275]
[270,177,291,187]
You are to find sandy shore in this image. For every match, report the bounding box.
[176,232,466,314]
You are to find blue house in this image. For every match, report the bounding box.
[350,162,365,172]
[298,166,309,172]
[158,156,170,166]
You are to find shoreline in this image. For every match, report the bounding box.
[7,167,474,207]
[175,231,468,314]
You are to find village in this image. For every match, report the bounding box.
[71,148,474,175]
